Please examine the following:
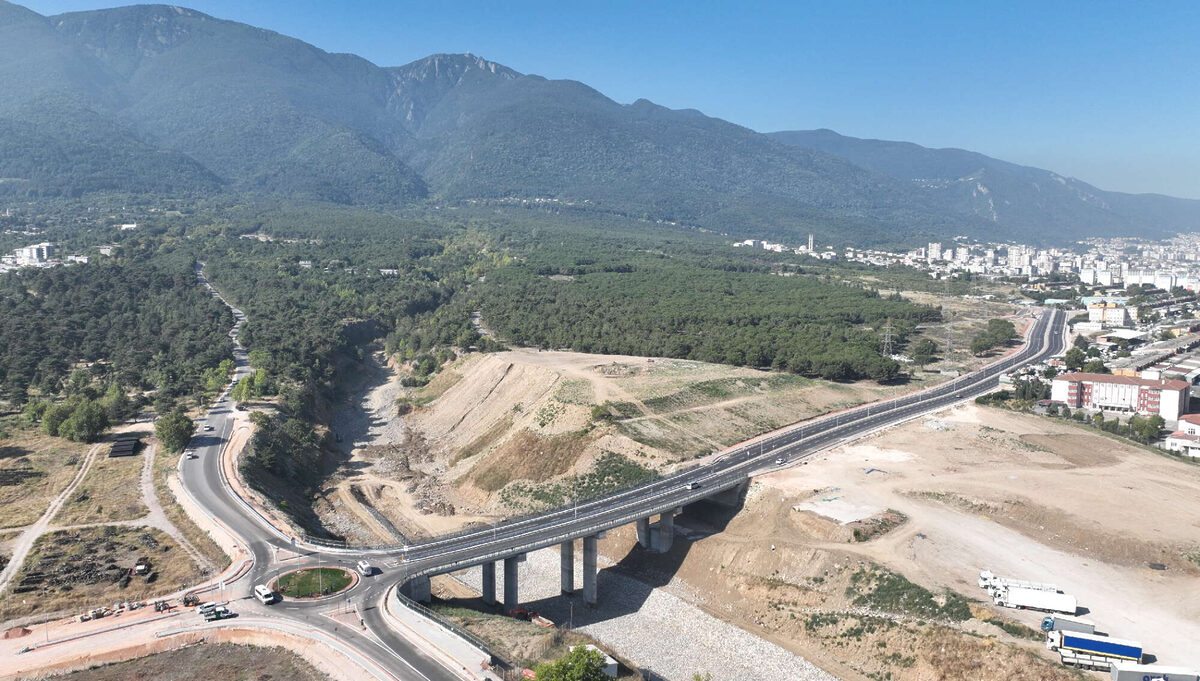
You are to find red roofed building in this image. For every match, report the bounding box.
[1165,414,1200,458]
[1050,372,1188,421]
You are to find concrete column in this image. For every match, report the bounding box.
[406,575,431,603]
[635,517,652,549]
[503,555,520,612]
[652,511,675,553]
[560,540,575,595]
[481,561,496,606]
[582,535,598,606]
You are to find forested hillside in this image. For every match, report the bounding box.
[0,256,233,406]
[477,241,937,381]
[770,129,1200,242]
[0,2,1195,243]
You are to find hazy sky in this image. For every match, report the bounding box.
[22,1,1200,198]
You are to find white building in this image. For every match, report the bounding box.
[1051,372,1188,421]
[1087,302,1130,327]
[1164,414,1200,458]
[14,242,54,264]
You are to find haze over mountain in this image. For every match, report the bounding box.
[0,1,1196,245]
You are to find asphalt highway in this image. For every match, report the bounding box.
[391,307,1066,582]
[184,264,459,681]
[178,264,1066,679]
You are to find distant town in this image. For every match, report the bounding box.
[735,232,1200,290]
[737,231,1200,461]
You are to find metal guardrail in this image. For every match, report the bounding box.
[393,589,512,669]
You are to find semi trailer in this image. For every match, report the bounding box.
[1110,661,1200,681]
[994,585,1077,614]
[1041,614,1097,635]
[978,570,1059,594]
[1047,630,1143,670]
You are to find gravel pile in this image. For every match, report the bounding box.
[457,547,837,681]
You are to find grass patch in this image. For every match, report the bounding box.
[844,566,972,622]
[642,375,812,413]
[554,378,594,405]
[273,567,353,598]
[849,510,908,542]
[415,368,463,404]
[0,420,92,528]
[499,451,657,512]
[983,617,1044,641]
[450,416,513,467]
[431,600,600,671]
[472,430,592,493]
[614,419,711,458]
[0,526,202,621]
[53,448,148,525]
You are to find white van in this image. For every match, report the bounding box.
[356,560,372,576]
[253,584,277,604]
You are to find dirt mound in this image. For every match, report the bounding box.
[468,430,593,493]
[3,626,30,639]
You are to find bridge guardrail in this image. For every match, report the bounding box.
[393,588,512,669]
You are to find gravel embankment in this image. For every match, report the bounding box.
[457,548,837,681]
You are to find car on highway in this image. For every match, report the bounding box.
[774,457,786,465]
[203,424,214,432]
[684,482,701,490]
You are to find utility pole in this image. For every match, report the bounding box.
[881,318,895,357]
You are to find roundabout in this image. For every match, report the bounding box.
[271,566,357,600]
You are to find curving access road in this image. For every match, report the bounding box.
[180,264,1066,680]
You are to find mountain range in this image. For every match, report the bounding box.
[1,1,1196,246]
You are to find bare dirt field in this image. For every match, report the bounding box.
[660,402,1200,676]
[14,642,329,681]
[0,425,91,530]
[318,347,953,542]
[52,451,147,526]
[0,526,203,622]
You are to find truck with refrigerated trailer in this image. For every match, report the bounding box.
[993,585,1077,614]
[1046,630,1142,669]
[1110,661,1200,681]
[1040,614,1096,635]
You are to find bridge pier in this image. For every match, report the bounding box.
[503,555,522,612]
[481,560,496,606]
[635,517,651,549]
[582,535,598,606]
[650,508,680,553]
[560,540,575,595]
[405,575,431,603]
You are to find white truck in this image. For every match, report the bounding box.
[1110,661,1200,681]
[1047,630,1142,670]
[993,585,1077,614]
[978,570,1059,594]
[1041,614,1096,635]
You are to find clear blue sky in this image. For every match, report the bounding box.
[22,0,1200,198]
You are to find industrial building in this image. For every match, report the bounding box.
[1050,372,1188,421]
